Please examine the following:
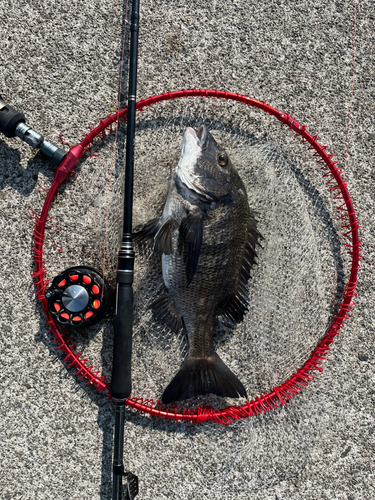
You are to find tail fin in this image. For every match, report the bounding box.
[162,353,247,404]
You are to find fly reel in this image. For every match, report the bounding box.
[45,266,113,327]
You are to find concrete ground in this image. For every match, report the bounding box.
[0,1,374,499]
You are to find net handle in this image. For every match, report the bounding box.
[31,89,361,424]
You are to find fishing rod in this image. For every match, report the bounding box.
[0,0,141,497]
[110,0,140,497]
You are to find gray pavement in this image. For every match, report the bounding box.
[0,1,374,499]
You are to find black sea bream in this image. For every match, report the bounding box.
[135,125,261,403]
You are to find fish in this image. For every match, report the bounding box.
[134,125,261,404]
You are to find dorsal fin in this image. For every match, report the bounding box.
[218,219,262,327]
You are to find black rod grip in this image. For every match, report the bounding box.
[0,97,25,138]
[110,284,133,400]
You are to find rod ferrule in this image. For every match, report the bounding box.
[15,122,67,165]
[15,122,43,148]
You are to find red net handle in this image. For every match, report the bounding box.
[31,89,361,424]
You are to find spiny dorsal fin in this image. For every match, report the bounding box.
[133,217,172,255]
[218,218,262,327]
[149,294,184,334]
[178,208,204,286]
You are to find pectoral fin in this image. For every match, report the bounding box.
[178,208,204,285]
[133,217,172,255]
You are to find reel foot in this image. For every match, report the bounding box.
[124,472,138,500]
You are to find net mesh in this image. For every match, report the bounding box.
[42,96,345,412]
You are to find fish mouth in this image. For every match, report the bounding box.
[176,126,213,201]
[184,125,208,147]
[196,125,208,147]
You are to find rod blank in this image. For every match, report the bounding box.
[111,0,140,498]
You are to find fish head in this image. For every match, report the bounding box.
[176,125,236,203]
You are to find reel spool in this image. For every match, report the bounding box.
[45,266,112,328]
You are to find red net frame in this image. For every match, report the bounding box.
[31,89,361,425]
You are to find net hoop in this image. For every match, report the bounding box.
[31,89,361,425]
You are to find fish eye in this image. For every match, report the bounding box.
[217,153,228,167]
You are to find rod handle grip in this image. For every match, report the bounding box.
[0,97,25,138]
[110,284,133,400]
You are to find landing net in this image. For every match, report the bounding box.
[31,90,360,424]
